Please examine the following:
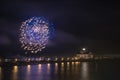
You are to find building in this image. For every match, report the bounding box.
[76,48,94,59]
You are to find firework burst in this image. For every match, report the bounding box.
[19,17,52,53]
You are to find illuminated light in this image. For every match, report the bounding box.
[13,65,18,73]
[55,63,58,73]
[67,58,69,60]
[27,64,31,74]
[72,62,74,65]
[28,58,30,62]
[55,58,58,61]
[27,65,31,71]
[47,58,50,61]
[26,64,31,80]
[39,58,41,61]
[61,58,64,61]
[81,62,89,80]
[47,63,50,73]
[67,62,70,70]
[19,17,54,53]
[67,62,70,65]
[75,61,79,64]
[66,62,70,71]
[67,62,70,69]
[38,64,41,68]
[61,62,64,72]
[75,57,78,60]
[55,63,58,66]
[82,48,86,51]
[27,64,31,68]
[61,62,64,67]
[38,64,41,71]
[12,65,18,80]
[72,58,74,60]
[47,63,50,66]
[15,58,18,62]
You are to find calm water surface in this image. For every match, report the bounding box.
[0,61,120,80]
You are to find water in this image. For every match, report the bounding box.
[0,61,120,80]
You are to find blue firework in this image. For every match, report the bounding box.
[19,17,53,53]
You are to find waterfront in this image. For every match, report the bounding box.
[0,61,120,80]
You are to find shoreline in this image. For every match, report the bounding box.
[0,58,120,66]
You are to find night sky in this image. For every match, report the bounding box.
[0,0,120,57]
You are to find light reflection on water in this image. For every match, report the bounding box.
[61,62,64,72]
[75,61,79,70]
[0,62,82,80]
[47,63,50,74]
[27,64,31,73]
[81,62,89,80]
[38,64,41,73]
[1,61,119,80]
[0,66,2,80]
[67,62,70,71]
[12,65,18,80]
[26,64,31,80]
[55,63,58,74]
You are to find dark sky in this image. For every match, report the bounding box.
[0,0,120,56]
